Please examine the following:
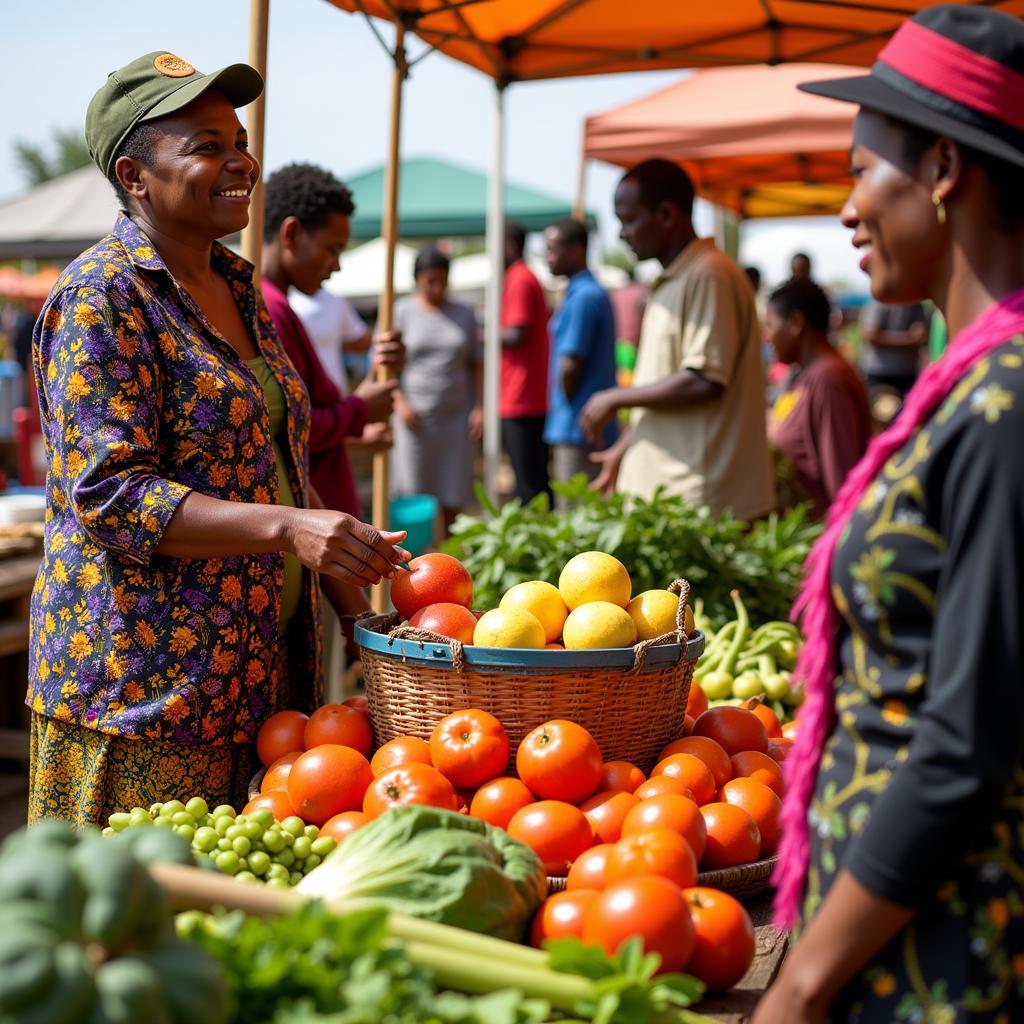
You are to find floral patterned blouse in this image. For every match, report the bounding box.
[807,336,1024,1022]
[28,214,321,746]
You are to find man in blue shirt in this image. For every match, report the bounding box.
[543,218,618,503]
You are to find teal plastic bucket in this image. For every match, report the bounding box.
[390,494,438,557]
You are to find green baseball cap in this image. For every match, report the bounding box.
[86,51,264,180]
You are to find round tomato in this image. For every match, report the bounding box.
[260,751,302,794]
[530,889,599,948]
[651,753,716,806]
[286,744,373,826]
[781,719,799,741]
[243,790,297,821]
[699,802,761,869]
[256,709,309,767]
[516,720,603,804]
[656,736,732,789]
[304,704,374,756]
[390,553,473,620]
[363,762,459,818]
[320,810,370,842]
[622,793,707,862]
[597,760,646,794]
[692,706,769,756]
[370,736,433,776]
[578,790,640,844]
[681,714,695,736]
[605,826,698,889]
[766,737,794,763]
[634,776,694,802]
[685,682,709,719]
[566,843,615,890]
[582,877,695,973]
[729,750,786,798]
[720,777,781,855]
[409,602,478,644]
[430,709,510,789]
[506,800,594,877]
[683,887,756,991]
[469,777,535,830]
[749,702,783,739]
[342,695,369,712]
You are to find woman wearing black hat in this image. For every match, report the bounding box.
[755,6,1024,1022]
[26,53,409,826]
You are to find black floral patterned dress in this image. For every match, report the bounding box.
[804,336,1024,1023]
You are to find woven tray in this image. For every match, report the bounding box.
[354,582,703,774]
[546,854,779,902]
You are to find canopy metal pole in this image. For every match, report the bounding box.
[371,20,407,612]
[240,0,269,275]
[483,82,506,505]
[573,130,587,221]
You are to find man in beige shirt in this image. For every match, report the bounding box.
[580,160,775,522]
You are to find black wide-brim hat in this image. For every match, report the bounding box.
[799,4,1024,169]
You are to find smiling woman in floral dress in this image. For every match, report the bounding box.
[753,6,1024,1023]
[26,52,409,827]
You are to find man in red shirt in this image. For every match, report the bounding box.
[501,221,551,503]
[260,163,401,518]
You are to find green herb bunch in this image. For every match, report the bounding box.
[444,478,821,628]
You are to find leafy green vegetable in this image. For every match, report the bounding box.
[295,806,547,941]
[444,477,821,628]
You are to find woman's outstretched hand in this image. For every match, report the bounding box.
[286,509,410,587]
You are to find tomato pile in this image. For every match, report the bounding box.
[255,696,784,992]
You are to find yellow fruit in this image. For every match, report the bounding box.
[558,551,632,611]
[562,602,638,650]
[627,590,684,641]
[473,608,546,649]
[499,581,568,644]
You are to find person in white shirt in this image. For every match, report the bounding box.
[288,287,372,393]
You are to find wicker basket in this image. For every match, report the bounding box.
[547,855,779,903]
[355,580,703,774]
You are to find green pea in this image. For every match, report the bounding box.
[225,824,245,842]
[310,836,336,858]
[303,825,319,840]
[214,816,233,836]
[235,871,257,884]
[232,836,252,857]
[161,800,186,817]
[302,854,321,871]
[291,836,312,860]
[266,877,290,890]
[176,824,195,842]
[247,851,270,876]
[282,816,306,837]
[193,827,219,852]
[214,851,240,875]
[288,871,303,886]
[243,820,263,841]
[129,807,154,827]
[275,848,295,869]
[212,804,236,820]
[108,812,131,833]
[262,829,285,853]
[171,811,194,828]
[186,797,209,819]
[217,837,233,852]
[266,863,289,881]
[153,816,174,829]
[248,809,274,829]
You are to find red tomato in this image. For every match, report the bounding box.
[681,714,695,736]
[657,736,732,789]
[516,719,603,804]
[597,760,646,794]
[260,751,302,794]
[243,790,297,821]
[685,682,709,719]
[320,810,370,842]
[363,762,459,818]
[692,706,769,756]
[409,602,479,644]
[286,744,373,826]
[683,887,756,991]
[429,709,510,789]
[370,736,433,776]
[256,709,308,767]
[604,826,698,889]
[506,800,594,877]
[578,790,640,845]
[749,702,783,739]
[634,776,694,802]
[342,695,369,712]
[622,793,707,863]
[304,704,374,757]
[530,889,600,948]
[729,750,786,798]
[766,737,794,763]
[390,553,473,619]
[469,777,535,830]
[566,843,615,890]
[651,753,717,806]
[699,802,761,869]
[582,876,695,973]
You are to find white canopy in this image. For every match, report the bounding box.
[323,237,419,302]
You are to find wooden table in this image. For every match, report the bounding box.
[699,894,788,1023]
[0,553,40,761]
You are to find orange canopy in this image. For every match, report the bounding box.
[584,63,858,217]
[326,1,1024,81]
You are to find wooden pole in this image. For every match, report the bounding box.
[240,0,270,275]
[572,131,587,221]
[371,21,407,613]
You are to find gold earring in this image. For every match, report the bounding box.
[932,189,946,225]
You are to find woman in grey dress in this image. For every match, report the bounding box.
[392,246,483,535]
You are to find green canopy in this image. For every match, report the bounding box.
[346,156,595,240]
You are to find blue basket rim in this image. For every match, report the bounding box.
[355,613,705,670]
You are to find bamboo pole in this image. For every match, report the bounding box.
[371,21,407,613]
[240,0,270,276]
[572,131,587,221]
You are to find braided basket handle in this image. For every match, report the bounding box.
[385,624,467,672]
[627,577,693,674]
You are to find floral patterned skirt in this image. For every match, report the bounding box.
[27,713,259,829]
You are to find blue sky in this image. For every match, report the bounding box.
[3,0,864,290]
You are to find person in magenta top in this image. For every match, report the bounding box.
[764,278,872,519]
[500,221,551,503]
[261,163,402,518]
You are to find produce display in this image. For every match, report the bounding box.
[0,822,229,1024]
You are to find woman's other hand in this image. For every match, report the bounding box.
[285,509,410,586]
[468,404,484,442]
[394,390,420,431]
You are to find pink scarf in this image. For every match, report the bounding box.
[773,289,1024,930]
